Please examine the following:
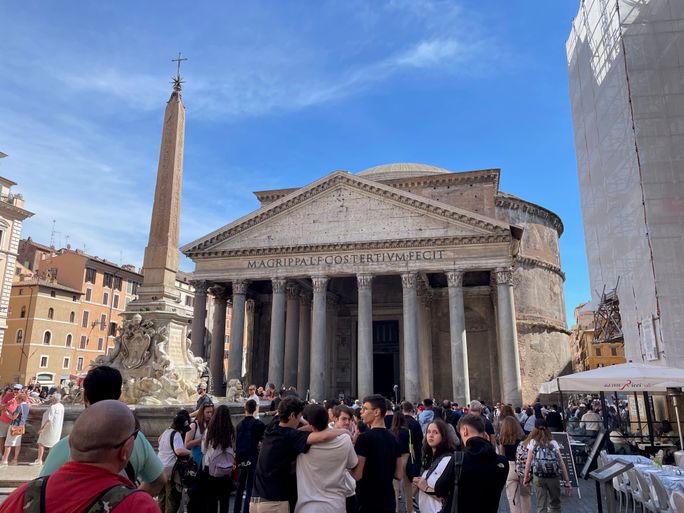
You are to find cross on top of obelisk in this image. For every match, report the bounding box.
[171,52,187,92]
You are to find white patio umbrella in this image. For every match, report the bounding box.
[539,362,684,394]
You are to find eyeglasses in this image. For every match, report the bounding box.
[112,428,140,449]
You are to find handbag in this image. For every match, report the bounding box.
[170,430,198,492]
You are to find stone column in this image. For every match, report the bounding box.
[268,278,287,388]
[297,293,312,394]
[209,285,228,396]
[310,276,328,402]
[417,290,433,400]
[495,268,523,406]
[243,299,255,383]
[447,271,470,406]
[227,280,249,380]
[357,274,374,400]
[190,280,208,358]
[401,273,420,403]
[283,282,300,388]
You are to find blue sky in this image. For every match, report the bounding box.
[1,1,588,323]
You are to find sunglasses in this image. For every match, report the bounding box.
[112,428,140,449]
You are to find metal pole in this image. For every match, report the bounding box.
[634,392,642,442]
[595,480,603,513]
[644,391,655,446]
[600,391,609,429]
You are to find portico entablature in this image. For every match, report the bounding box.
[189,239,515,282]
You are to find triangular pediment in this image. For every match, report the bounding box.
[182,171,512,256]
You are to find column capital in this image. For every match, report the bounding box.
[401,272,417,289]
[286,282,300,300]
[232,279,250,295]
[299,291,313,306]
[446,271,464,287]
[494,268,515,286]
[271,278,287,294]
[190,280,209,296]
[356,274,373,289]
[209,284,228,301]
[311,276,328,293]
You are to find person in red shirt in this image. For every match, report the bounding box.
[0,400,160,513]
[0,385,21,447]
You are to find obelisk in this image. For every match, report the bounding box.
[124,55,204,388]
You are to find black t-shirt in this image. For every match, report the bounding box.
[405,415,423,462]
[392,427,410,454]
[355,427,401,513]
[502,438,523,462]
[545,411,564,431]
[484,418,495,436]
[252,422,310,502]
[195,393,212,412]
[236,416,266,464]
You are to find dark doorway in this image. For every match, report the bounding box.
[372,320,400,399]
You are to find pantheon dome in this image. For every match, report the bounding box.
[358,163,453,181]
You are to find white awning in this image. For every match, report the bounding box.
[539,363,684,394]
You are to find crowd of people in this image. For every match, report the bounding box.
[0,368,588,513]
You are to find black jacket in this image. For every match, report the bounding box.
[434,436,508,513]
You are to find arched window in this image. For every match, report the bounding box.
[43,331,51,345]
[69,311,75,323]
[65,334,73,347]
[47,308,54,320]
[15,329,23,344]
[20,306,26,318]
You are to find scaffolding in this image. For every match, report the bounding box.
[593,280,623,344]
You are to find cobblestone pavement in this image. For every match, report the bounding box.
[498,477,608,513]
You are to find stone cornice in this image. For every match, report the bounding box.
[183,172,511,256]
[0,200,34,221]
[251,169,500,205]
[516,256,565,281]
[495,193,564,236]
[190,234,512,259]
[517,317,571,335]
[377,168,500,191]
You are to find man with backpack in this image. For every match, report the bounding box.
[0,400,160,513]
[433,413,508,513]
[234,399,265,513]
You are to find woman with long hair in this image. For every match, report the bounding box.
[391,411,413,513]
[499,416,530,513]
[186,401,214,468]
[412,419,455,513]
[201,404,236,513]
[523,419,571,513]
[431,406,459,448]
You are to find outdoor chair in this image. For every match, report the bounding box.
[626,469,644,513]
[649,473,672,513]
[633,470,658,512]
[614,471,632,513]
[670,491,684,513]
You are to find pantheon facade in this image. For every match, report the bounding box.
[183,164,570,405]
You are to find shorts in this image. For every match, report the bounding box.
[5,425,23,447]
[0,421,10,437]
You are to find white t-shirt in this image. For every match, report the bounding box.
[418,454,453,513]
[295,434,358,513]
[37,402,64,448]
[158,428,185,468]
[527,439,561,452]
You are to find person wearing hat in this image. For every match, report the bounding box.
[0,385,22,448]
[191,383,211,417]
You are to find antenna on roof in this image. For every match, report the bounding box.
[50,220,57,248]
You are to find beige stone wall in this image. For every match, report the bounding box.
[0,283,81,385]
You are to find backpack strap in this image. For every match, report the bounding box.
[124,462,136,484]
[450,451,465,513]
[170,430,179,457]
[23,476,49,513]
[84,485,140,513]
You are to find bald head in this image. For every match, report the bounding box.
[70,400,135,467]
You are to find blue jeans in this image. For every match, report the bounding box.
[234,465,256,513]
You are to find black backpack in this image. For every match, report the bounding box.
[235,417,255,466]
[23,475,139,513]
